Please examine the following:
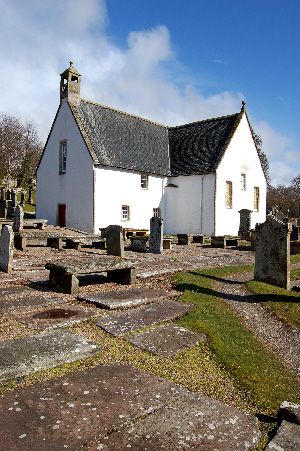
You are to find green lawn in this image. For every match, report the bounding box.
[175,265,300,414]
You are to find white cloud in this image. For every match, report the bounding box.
[0,0,297,186]
[255,121,300,185]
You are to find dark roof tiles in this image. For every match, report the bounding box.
[168,113,241,176]
[73,100,170,176]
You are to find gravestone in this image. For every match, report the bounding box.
[6,189,11,200]
[238,209,252,239]
[11,189,17,207]
[6,200,14,218]
[0,200,7,218]
[20,191,26,207]
[106,225,124,257]
[0,225,14,273]
[290,224,299,241]
[13,205,24,232]
[28,184,33,205]
[149,216,163,254]
[255,215,291,290]
[0,187,5,201]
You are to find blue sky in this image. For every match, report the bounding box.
[0,0,299,185]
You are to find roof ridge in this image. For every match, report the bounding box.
[80,98,167,129]
[168,112,239,130]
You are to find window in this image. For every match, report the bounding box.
[121,205,130,220]
[225,181,233,208]
[153,208,160,217]
[141,174,149,189]
[241,173,246,190]
[254,187,260,211]
[59,140,67,174]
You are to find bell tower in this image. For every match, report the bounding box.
[60,61,81,105]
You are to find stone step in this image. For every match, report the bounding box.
[15,303,99,330]
[0,329,100,382]
[96,299,193,336]
[125,323,206,356]
[0,363,261,451]
[0,286,64,313]
[265,421,300,451]
[78,287,176,310]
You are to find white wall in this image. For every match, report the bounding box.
[36,100,94,232]
[163,174,215,235]
[215,113,267,236]
[94,166,166,232]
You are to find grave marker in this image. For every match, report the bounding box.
[13,205,24,232]
[255,215,291,290]
[238,209,252,239]
[149,216,163,254]
[0,225,14,273]
[106,225,124,257]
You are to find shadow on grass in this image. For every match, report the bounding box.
[188,271,252,285]
[177,279,300,304]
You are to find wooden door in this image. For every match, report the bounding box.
[58,204,66,227]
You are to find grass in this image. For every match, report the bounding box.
[17,190,36,213]
[174,265,300,414]
[246,280,300,330]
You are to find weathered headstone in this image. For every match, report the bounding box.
[0,225,14,273]
[238,209,252,239]
[0,200,7,218]
[106,225,124,257]
[149,216,163,254]
[20,191,26,207]
[6,189,11,200]
[13,205,24,232]
[11,189,17,207]
[255,215,291,290]
[290,224,299,241]
[6,200,14,218]
[28,184,33,205]
[0,187,5,201]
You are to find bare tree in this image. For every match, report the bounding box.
[0,114,43,186]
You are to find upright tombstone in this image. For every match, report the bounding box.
[290,224,299,241]
[106,225,124,257]
[13,205,24,232]
[20,191,26,207]
[255,215,291,290]
[0,188,5,201]
[0,201,7,219]
[149,217,163,254]
[11,190,17,208]
[238,209,252,240]
[28,184,33,205]
[0,225,14,273]
[6,189,11,201]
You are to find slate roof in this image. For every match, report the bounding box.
[168,113,241,176]
[70,99,170,176]
[68,99,244,177]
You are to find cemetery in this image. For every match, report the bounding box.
[0,199,299,450]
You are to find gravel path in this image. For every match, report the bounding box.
[215,272,300,378]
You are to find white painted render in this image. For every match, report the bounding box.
[163,174,215,235]
[36,100,94,231]
[93,166,166,233]
[215,113,267,236]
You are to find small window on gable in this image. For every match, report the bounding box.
[153,208,160,217]
[225,181,233,209]
[121,205,130,221]
[141,174,149,189]
[254,187,260,211]
[59,140,67,174]
[241,173,246,191]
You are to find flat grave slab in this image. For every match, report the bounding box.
[15,304,99,330]
[0,329,100,382]
[96,300,193,336]
[125,324,206,355]
[78,287,175,310]
[0,286,64,312]
[265,421,300,451]
[89,390,261,451]
[0,363,186,450]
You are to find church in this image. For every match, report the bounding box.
[36,63,266,235]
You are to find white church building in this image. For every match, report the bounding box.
[36,63,266,235]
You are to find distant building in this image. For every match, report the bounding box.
[36,63,266,234]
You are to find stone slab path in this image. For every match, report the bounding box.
[0,363,261,451]
[15,304,99,330]
[97,300,193,336]
[78,287,176,310]
[0,286,64,312]
[216,272,300,377]
[265,421,300,451]
[89,390,261,451]
[125,324,206,356]
[0,329,100,382]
